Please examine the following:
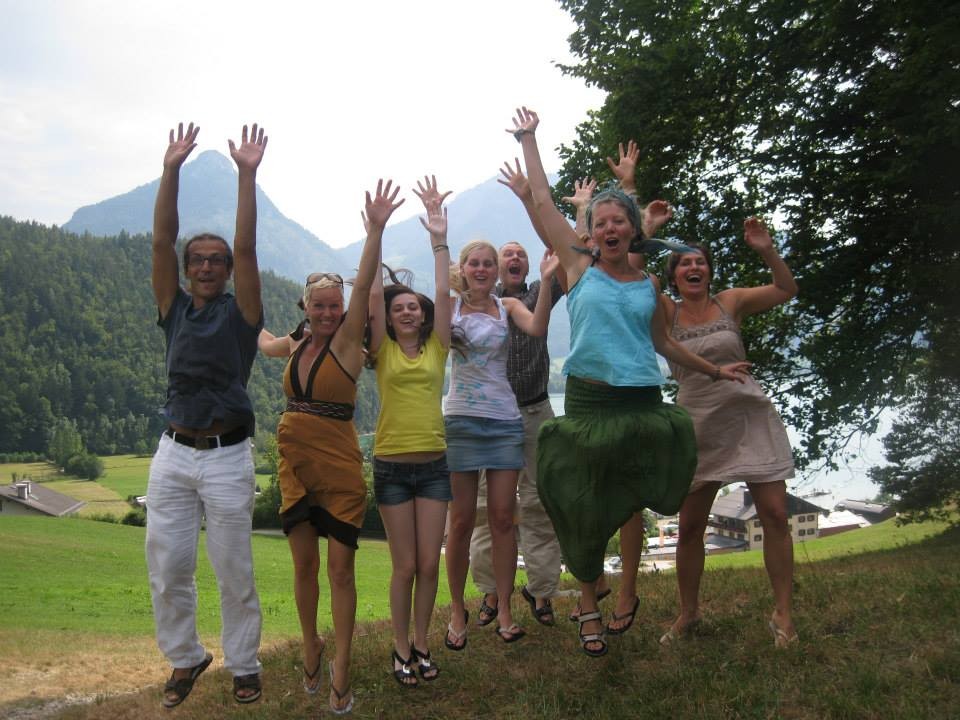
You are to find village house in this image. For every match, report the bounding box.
[0,480,84,517]
[709,487,823,550]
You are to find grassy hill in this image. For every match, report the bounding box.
[1,515,957,719]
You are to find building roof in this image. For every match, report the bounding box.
[0,481,85,516]
[710,486,823,522]
[833,499,894,522]
[819,509,871,531]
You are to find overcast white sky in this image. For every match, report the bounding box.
[0,0,605,246]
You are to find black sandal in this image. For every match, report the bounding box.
[411,646,440,681]
[521,586,555,626]
[232,673,262,704]
[161,652,213,709]
[477,594,498,626]
[392,649,418,688]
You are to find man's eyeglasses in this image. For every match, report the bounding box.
[188,254,229,268]
[305,272,344,287]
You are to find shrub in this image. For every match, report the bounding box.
[121,508,147,527]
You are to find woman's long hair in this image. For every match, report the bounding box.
[364,265,436,368]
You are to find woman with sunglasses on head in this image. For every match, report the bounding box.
[658,220,799,648]
[258,180,403,715]
[365,176,451,687]
[510,106,750,657]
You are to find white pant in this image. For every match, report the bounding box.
[470,398,562,598]
[146,433,262,676]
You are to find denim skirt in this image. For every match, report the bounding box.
[444,415,524,472]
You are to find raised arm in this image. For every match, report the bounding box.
[364,207,390,355]
[720,217,798,322]
[153,122,199,317]
[413,175,453,349]
[336,180,404,363]
[502,250,559,337]
[509,107,590,284]
[228,123,268,327]
[498,158,552,250]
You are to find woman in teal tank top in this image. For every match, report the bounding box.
[511,106,751,657]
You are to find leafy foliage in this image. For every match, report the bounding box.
[0,217,379,456]
[554,1,960,480]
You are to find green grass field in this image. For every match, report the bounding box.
[2,514,957,719]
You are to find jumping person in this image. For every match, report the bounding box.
[147,121,267,707]
[259,180,404,715]
[658,219,799,648]
[468,160,564,628]
[510,106,749,657]
[367,176,452,686]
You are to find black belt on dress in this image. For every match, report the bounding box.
[285,398,354,421]
[165,426,248,450]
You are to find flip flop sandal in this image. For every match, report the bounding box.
[161,652,213,708]
[328,661,354,715]
[303,640,325,694]
[578,610,608,657]
[521,586,555,626]
[605,596,640,636]
[495,624,526,643]
[232,673,262,704]
[477,595,499,626]
[569,587,611,622]
[444,609,469,651]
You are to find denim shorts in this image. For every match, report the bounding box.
[444,415,524,472]
[373,455,453,506]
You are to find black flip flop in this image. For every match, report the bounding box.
[605,596,640,635]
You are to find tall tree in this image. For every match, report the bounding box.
[554,0,960,479]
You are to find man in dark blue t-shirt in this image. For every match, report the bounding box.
[146,122,267,708]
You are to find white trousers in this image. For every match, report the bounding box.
[470,398,562,598]
[146,433,262,676]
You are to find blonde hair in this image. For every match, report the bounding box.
[302,274,344,310]
[450,240,498,300]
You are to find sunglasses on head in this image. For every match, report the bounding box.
[305,272,344,287]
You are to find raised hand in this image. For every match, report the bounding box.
[506,106,539,138]
[497,158,532,200]
[365,179,404,230]
[743,216,774,253]
[561,177,597,210]
[642,200,674,238]
[228,123,268,172]
[419,206,448,237]
[412,174,452,213]
[539,248,560,279]
[605,140,639,188]
[163,122,200,170]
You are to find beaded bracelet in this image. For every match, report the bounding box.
[513,128,533,142]
[432,244,449,254]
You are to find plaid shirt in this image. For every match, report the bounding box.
[496,276,564,405]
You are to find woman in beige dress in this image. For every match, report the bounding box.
[659,217,800,648]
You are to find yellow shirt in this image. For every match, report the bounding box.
[373,332,448,456]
